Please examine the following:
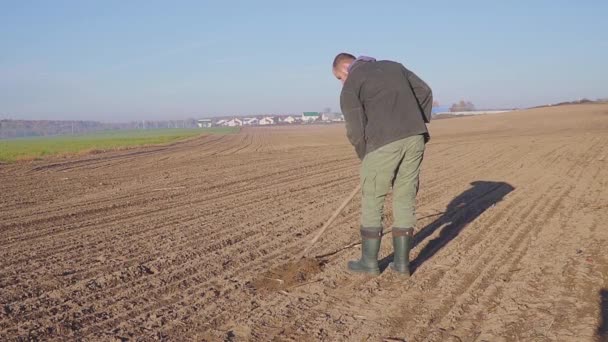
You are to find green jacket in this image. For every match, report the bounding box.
[340,59,432,159]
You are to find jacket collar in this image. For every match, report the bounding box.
[348,56,376,72]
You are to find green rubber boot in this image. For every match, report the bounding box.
[389,227,414,276]
[347,227,382,275]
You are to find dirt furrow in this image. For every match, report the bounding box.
[1,178,360,338]
[0,156,356,249]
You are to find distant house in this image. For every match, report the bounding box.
[302,112,320,122]
[243,117,259,125]
[283,116,296,124]
[197,119,213,128]
[224,118,243,127]
[216,119,228,126]
[259,117,275,125]
[330,113,345,122]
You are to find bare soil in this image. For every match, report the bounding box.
[1,104,608,341]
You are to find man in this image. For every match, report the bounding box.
[333,53,432,276]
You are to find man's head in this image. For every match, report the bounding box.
[332,53,356,84]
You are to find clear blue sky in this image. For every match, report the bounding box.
[1,1,607,121]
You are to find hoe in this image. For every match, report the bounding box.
[299,183,361,259]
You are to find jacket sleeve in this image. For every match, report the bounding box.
[340,88,367,160]
[405,68,433,123]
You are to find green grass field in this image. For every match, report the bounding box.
[0,127,238,163]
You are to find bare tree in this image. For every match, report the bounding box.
[450,100,476,112]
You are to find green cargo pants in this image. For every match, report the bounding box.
[360,134,426,229]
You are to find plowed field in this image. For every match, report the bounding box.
[2,104,608,341]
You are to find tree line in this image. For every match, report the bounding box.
[0,119,199,139]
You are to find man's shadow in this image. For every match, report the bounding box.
[599,289,608,339]
[380,181,515,274]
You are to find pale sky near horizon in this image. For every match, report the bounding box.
[1,1,607,121]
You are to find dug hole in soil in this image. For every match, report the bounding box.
[250,258,325,293]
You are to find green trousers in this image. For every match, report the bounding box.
[360,135,425,229]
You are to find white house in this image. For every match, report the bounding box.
[258,117,275,125]
[283,116,296,124]
[216,119,227,126]
[323,113,345,122]
[225,118,243,127]
[243,117,259,125]
[331,114,345,122]
[197,119,213,128]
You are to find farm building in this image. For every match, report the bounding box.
[325,113,344,122]
[258,117,275,125]
[243,118,259,125]
[197,119,213,128]
[223,118,243,127]
[283,116,296,124]
[302,112,320,122]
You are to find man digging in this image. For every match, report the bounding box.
[332,53,432,276]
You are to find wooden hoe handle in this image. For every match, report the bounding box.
[300,183,361,258]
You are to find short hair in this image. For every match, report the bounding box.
[333,53,356,68]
